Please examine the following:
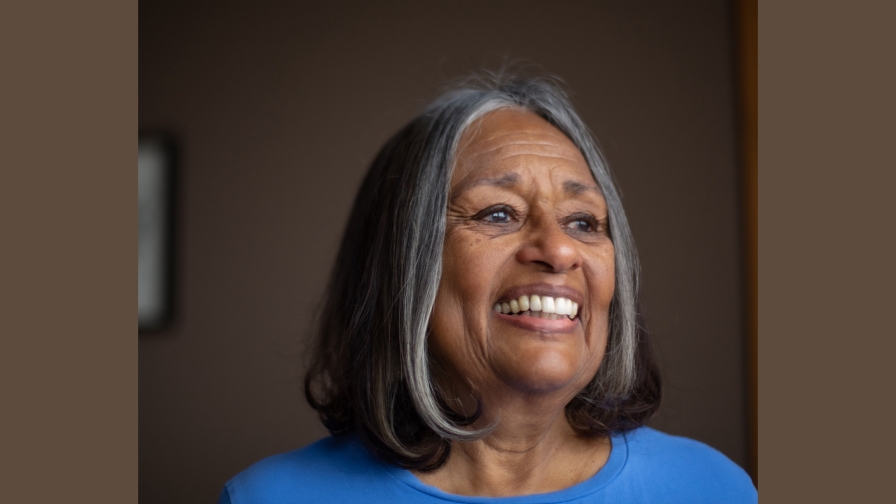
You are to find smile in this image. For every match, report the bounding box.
[493,294,578,321]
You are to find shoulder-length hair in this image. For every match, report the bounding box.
[305,76,661,470]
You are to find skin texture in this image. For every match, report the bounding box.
[418,109,615,496]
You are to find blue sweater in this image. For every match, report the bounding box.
[220,427,757,503]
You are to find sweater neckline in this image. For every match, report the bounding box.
[381,432,628,503]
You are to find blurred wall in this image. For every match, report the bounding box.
[139,1,746,502]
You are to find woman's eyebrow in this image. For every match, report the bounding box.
[450,173,520,201]
[563,180,602,196]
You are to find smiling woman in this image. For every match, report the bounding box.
[219,77,757,503]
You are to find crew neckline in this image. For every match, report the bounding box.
[381,432,628,503]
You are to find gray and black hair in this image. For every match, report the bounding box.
[305,76,661,470]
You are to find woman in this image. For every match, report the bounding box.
[220,77,757,503]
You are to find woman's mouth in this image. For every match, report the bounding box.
[493,294,578,321]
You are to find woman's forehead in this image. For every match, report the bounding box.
[452,109,597,191]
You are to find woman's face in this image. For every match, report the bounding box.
[429,108,615,403]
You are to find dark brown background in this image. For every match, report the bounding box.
[139,1,751,502]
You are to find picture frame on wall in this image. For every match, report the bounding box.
[138,135,176,331]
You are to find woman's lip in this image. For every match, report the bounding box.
[496,283,584,305]
[494,311,579,333]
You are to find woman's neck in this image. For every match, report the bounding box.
[413,396,610,497]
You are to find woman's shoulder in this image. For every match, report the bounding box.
[220,434,384,503]
[623,426,747,468]
[614,427,757,502]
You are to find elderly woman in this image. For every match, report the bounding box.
[220,78,757,503]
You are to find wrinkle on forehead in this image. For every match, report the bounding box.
[461,145,586,168]
[457,115,583,166]
[452,109,598,194]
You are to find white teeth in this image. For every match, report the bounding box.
[495,295,579,319]
[530,295,542,312]
[555,298,568,315]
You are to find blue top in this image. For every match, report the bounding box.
[220,427,757,503]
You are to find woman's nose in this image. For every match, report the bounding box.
[515,217,582,273]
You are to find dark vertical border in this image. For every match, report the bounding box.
[1,1,136,502]
[735,0,758,487]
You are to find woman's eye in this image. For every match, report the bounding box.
[564,215,602,234]
[474,205,515,223]
[484,210,511,223]
[566,219,594,232]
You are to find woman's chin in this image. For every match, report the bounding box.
[493,347,597,394]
